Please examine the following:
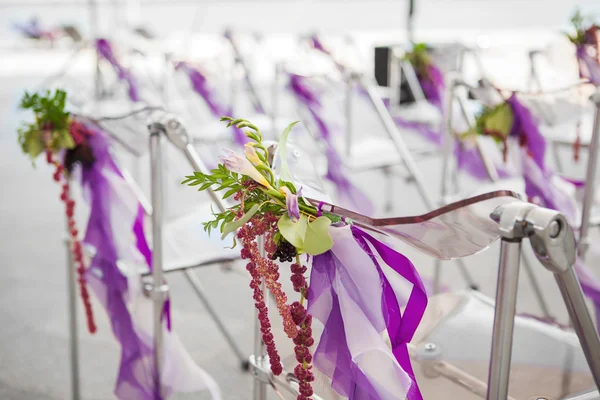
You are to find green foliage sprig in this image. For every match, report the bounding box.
[18,89,74,163]
[566,9,598,46]
[404,43,432,79]
[182,117,341,255]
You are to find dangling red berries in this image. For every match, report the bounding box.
[47,150,96,334]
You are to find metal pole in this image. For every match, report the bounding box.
[65,197,81,400]
[271,63,281,133]
[578,95,600,259]
[401,60,426,101]
[554,267,600,389]
[345,74,353,158]
[89,0,101,101]
[149,129,166,397]
[389,48,401,109]
[253,235,268,400]
[226,34,265,114]
[407,0,415,44]
[363,78,435,209]
[487,239,522,400]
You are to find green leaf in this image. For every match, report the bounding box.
[277,121,300,184]
[484,103,514,138]
[221,204,260,239]
[277,214,308,250]
[222,187,239,199]
[303,216,333,255]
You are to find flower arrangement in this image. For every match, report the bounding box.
[404,43,445,108]
[460,100,515,161]
[567,9,599,48]
[184,116,431,400]
[183,117,344,398]
[18,89,97,333]
[567,9,600,85]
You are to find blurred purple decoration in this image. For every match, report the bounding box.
[95,39,140,102]
[309,225,426,399]
[175,62,247,146]
[13,18,56,40]
[288,73,374,214]
[418,64,445,110]
[576,46,600,85]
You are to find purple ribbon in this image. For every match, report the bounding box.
[576,46,600,86]
[96,39,140,102]
[309,225,426,399]
[175,62,246,146]
[417,64,445,110]
[288,73,374,214]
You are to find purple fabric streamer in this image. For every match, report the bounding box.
[79,126,163,399]
[576,46,600,86]
[308,226,426,399]
[96,38,140,102]
[352,226,427,400]
[394,116,444,146]
[417,64,445,110]
[288,73,374,214]
[175,62,247,146]
[507,94,546,170]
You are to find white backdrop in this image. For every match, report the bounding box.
[0,0,599,39]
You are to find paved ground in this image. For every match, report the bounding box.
[1,34,599,400]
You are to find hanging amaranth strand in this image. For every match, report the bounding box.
[18,89,97,334]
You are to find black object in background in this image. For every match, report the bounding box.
[374,46,416,105]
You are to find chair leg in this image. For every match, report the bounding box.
[433,259,442,294]
[521,253,552,319]
[552,141,564,173]
[183,269,249,370]
[384,167,393,213]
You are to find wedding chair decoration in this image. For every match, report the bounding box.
[16,90,227,400]
[445,80,600,323]
[527,11,599,166]
[12,17,82,45]
[183,117,600,400]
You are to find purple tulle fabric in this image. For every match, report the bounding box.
[309,225,426,400]
[417,64,445,110]
[80,127,161,398]
[576,46,600,86]
[95,39,140,102]
[175,62,247,146]
[288,73,374,214]
[78,124,220,399]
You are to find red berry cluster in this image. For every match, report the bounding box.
[48,150,97,334]
[290,263,314,400]
[239,211,290,376]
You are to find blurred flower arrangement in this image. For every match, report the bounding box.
[404,43,445,108]
[567,9,600,85]
[460,100,516,161]
[183,117,345,399]
[18,89,97,333]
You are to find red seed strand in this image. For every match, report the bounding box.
[47,150,96,334]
